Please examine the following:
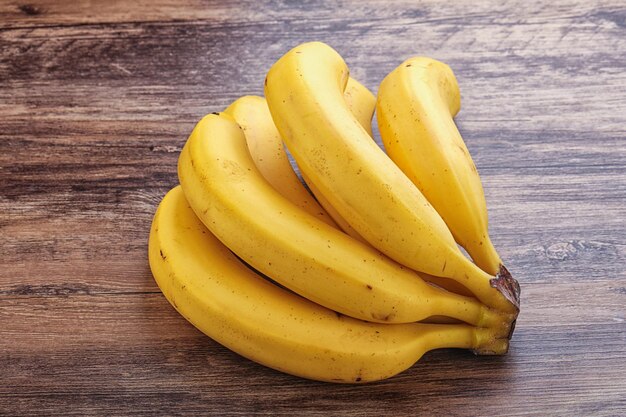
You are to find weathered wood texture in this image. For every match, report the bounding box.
[1,0,625,415]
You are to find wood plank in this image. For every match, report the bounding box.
[1,0,624,30]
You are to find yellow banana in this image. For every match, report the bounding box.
[149,186,507,383]
[377,57,502,276]
[177,112,512,340]
[264,41,520,316]
[303,77,375,242]
[223,96,337,228]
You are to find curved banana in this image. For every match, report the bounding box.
[264,41,519,317]
[304,77,375,243]
[223,96,337,228]
[149,187,505,383]
[178,112,511,340]
[377,57,502,276]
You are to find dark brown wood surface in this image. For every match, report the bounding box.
[1,0,625,415]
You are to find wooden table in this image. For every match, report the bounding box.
[1,1,625,415]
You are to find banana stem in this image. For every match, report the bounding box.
[430,260,519,342]
[413,324,509,356]
[414,323,482,352]
[426,286,508,334]
[464,234,503,277]
[457,258,520,315]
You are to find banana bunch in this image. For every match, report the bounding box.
[149,41,520,383]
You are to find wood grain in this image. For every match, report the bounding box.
[1,0,625,415]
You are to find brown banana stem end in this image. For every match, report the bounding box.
[472,265,520,355]
[490,264,521,312]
